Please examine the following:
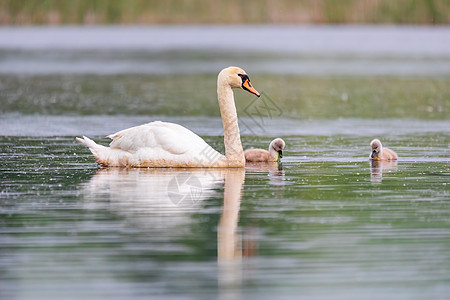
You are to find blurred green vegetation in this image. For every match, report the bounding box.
[1,0,449,25]
[1,74,448,119]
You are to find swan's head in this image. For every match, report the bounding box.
[270,138,286,158]
[218,66,260,97]
[370,139,383,158]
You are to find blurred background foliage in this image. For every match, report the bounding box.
[1,0,449,25]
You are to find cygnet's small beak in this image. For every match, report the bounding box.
[371,150,376,158]
[278,150,283,159]
[242,78,260,97]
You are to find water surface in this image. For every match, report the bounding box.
[1,25,449,300]
[1,118,449,299]
[1,25,450,75]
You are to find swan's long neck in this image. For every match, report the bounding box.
[217,81,245,167]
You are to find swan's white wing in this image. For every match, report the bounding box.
[108,121,214,155]
[77,121,225,167]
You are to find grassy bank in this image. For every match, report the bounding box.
[1,0,449,25]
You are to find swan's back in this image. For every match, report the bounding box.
[78,121,225,167]
[108,121,209,154]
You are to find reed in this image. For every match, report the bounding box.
[1,0,448,25]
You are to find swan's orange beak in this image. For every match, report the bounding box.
[242,79,260,97]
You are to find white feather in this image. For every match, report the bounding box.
[78,121,224,167]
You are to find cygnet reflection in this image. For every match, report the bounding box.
[245,161,285,185]
[370,160,398,184]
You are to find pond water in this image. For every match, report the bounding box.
[0,26,449,299]
[1,25,450,75]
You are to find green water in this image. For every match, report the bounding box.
[1,129,449,299]
[1,74,448,119]
[1,40,450,299]
[0,25,450,300]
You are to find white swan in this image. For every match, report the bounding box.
[76,66,260,167]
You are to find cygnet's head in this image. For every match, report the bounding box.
[370,139,383,158]
[218,66,260,97]
[270,138,286,158]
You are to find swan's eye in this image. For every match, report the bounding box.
[238,74,249,83]
[237,73,260,97]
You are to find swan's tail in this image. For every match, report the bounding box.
[76,136,129,166]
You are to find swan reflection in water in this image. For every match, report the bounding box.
[370,160,398,184]
[217,162,285,291]
[82,167,224,231]
[81,167,256,291]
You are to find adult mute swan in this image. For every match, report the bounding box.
[369,139,398,161]
[244,138,285,162]
[76,66,260,167]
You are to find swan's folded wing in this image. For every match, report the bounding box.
[107,121,210,155]
[107,124,155,152]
